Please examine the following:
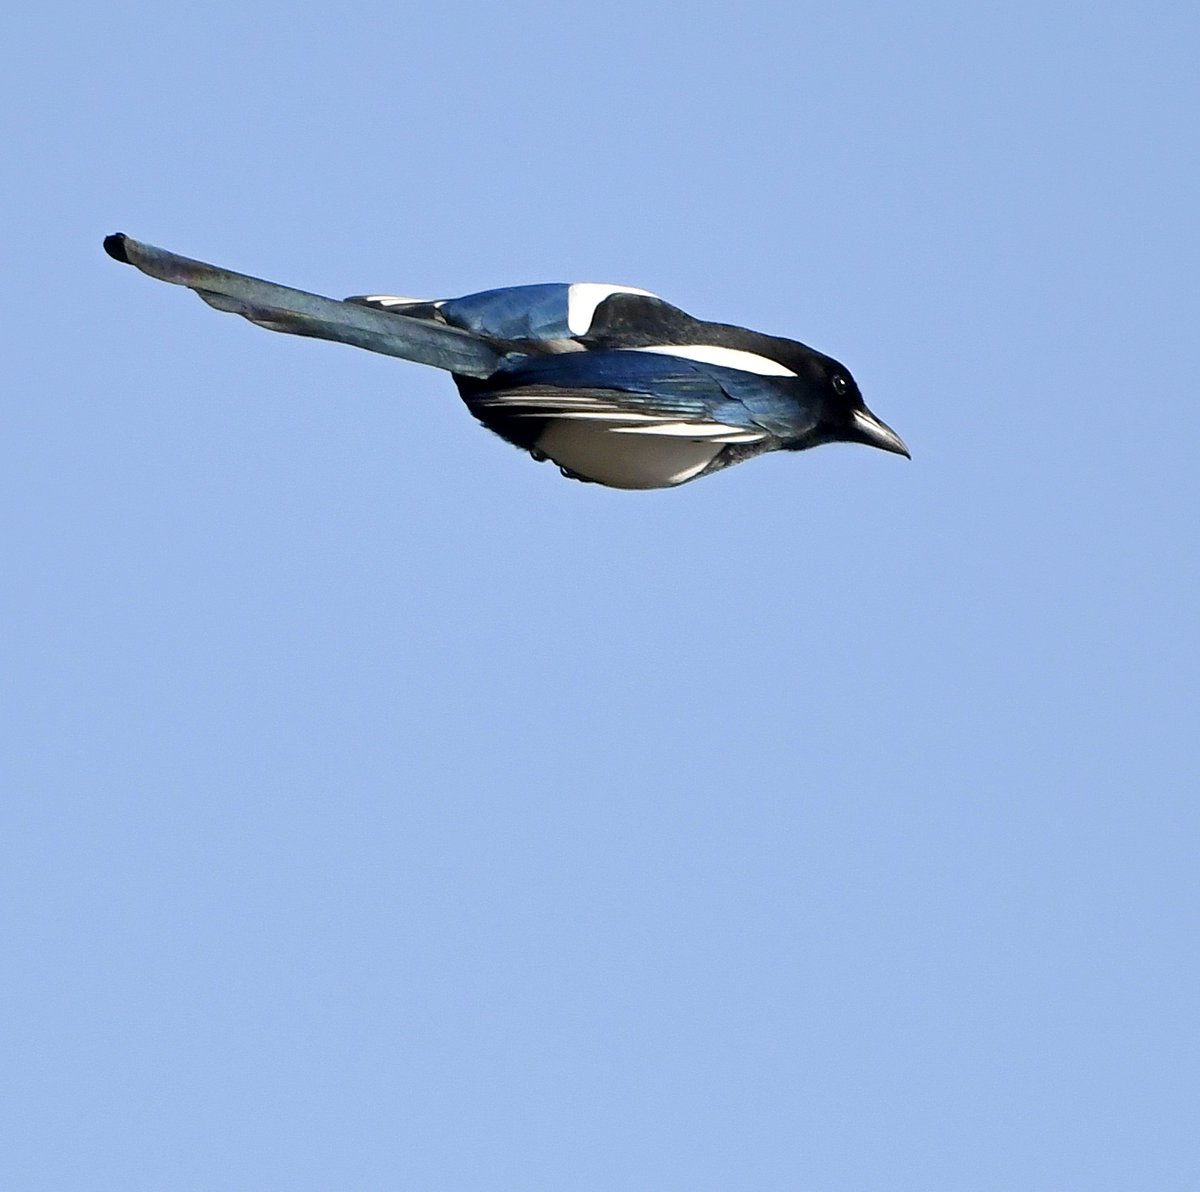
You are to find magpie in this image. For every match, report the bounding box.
[103,233,908,490]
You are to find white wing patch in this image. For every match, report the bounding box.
[359,295,446,308]
[566,283,658,336]
[629,344,797,376]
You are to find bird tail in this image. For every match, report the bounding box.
[103,234,502,379]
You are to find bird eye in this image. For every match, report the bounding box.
[831,374,848,395]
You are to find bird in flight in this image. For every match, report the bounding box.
[104,233,908,490]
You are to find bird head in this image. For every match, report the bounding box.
[799,359,909,458]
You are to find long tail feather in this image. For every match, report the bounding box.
[103,234,501,379]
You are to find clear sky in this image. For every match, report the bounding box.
[5,2,1198,1188]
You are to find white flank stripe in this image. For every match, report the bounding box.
[608,422,767,441]
[484,395,603,406]
[566,283,658,336]
[630,344,796,376]
[533,411,675,422]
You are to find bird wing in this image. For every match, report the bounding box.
[104,234,502,379]
[349,283,662,348]
[470,386,768,444]
[467,349,800,443]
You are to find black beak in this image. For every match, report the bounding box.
[850,408,910,458]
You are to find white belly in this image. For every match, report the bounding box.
[535,420,720,489]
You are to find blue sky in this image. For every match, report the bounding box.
[5,2,1198,1188]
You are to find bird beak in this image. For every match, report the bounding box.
[851,408,910,458]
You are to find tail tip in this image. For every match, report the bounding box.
[103,233,130,263]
